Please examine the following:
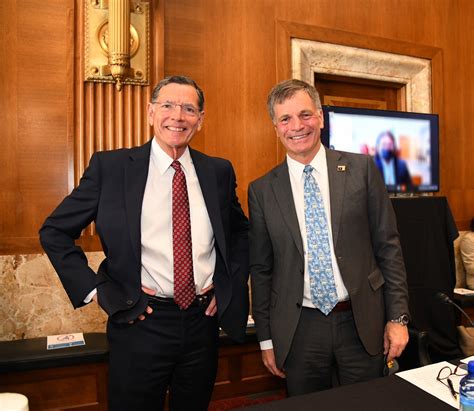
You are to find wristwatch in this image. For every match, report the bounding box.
[390,313,409,326]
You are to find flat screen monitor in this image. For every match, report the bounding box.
[321,105,440,194]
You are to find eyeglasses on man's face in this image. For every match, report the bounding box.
[153,101,201,117]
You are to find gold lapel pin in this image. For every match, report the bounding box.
[337,165,346,172]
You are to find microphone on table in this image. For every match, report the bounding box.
[435,292,474,327]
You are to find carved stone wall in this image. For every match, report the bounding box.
[292,39,432,113]
[0,253,107,341]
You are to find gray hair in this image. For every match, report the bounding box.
[151,75,205,111]
[267,79,322,122]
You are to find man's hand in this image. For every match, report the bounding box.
[128,286,155,324]
[383,322,409,362]
[202,284,217,317]
[261,349,286,378]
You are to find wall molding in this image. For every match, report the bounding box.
[275,21,444,190]
[292,39,431,113]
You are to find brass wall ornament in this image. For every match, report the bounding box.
[85,0,150,91]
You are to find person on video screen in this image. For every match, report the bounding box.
[374,131,412,189]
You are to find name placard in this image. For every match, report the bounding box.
[47,332,86,350]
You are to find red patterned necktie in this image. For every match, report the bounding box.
[171,160,196,309]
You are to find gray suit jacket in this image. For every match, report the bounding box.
[248,147,409,368]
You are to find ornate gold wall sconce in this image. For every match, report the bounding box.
[85,0,150,91]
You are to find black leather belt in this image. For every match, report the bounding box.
[332,300,351,312]
[148,290,214,308]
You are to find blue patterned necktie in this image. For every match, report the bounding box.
[303,165,338,315]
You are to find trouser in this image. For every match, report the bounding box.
[107,296,219,411]
[285,306,384,396]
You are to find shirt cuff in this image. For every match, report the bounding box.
[84,288,97,304]
[259,339,273,350]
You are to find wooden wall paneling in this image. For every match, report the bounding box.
[438,2,462,227]
[163,0,280,213]
[1,339,282,408]
[444,1,474,230]
[200,0,248,208]
[163,1,238,209]
[314,75,402,110]
[117,86,124,149]
[239,0,279,198]
[0,1,19,248]
[163,0,206,153]
[66,4,76,201]
[151,0,165,87]
[95,83,105,152]
[201,0,246,160]
[0,0,75,254]
[430,49,447,202]
[84,83,95,172]
[134,85,143,146]
[74,0,86,190]
[1,0,474,252]
[124,85,133,148]
[199,1,279,211]
[0,363,108,410]
[212,341,284,400]
[77,80,156,236]
[104,84,114,151]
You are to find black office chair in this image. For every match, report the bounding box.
[396,325,432,371]
[331,326,431,385]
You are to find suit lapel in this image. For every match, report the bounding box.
[270,161,304,259]
[326,148,347,248]
[190,148,228,272]
[125,140,152,262]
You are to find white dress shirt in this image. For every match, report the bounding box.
[381,158,396,185]
[287,147,349,307]
[84,139,216,303]
[260,146,349,350]
[140,139,216,297]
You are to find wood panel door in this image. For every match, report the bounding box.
[314,73,405,111]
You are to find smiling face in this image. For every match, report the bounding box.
[273,90,324,164]
[147,83,204,159]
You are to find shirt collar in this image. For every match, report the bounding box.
[151,137,192,175]
[286,145,327,179]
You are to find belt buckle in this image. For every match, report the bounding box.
[196,291,213,306]
[197,294,208,305]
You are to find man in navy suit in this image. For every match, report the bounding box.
[40,76,249,411]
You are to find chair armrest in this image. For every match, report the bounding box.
[397,326,432,371]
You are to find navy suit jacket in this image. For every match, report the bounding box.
[40,140,249,342]
[374,155,412,187]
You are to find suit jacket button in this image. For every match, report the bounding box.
[296,302,301,308]
[126,299,134,305]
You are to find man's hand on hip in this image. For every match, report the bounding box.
[201,284,217,317]
[128,286,155,324]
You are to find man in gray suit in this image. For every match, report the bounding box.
[249,79,409,396]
